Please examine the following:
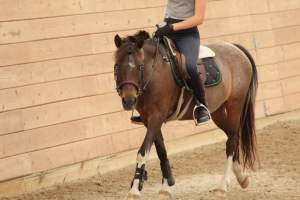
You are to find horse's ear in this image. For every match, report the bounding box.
[136,30,150,40]
[114,34,123,48]
[135,30,150,49]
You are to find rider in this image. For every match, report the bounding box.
[131,0,210,124]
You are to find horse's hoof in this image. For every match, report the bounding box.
[127,193,141,200]
[167,176,175,186]
[210,188,226,197]
[159,190,173,200]
[239,176,249,189]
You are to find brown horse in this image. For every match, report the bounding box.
[113,30,258,199]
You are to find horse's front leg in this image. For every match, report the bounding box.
[127,119,162,200]
[155,130,175,200]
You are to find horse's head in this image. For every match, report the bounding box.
[113,31,150,110]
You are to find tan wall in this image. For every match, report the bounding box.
[0,0,300,186]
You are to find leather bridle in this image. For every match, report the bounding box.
[114,38,160,97]
[114,63,145,96]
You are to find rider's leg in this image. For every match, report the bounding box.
[173,29,210,123]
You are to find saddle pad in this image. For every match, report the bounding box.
[202,57,222,87]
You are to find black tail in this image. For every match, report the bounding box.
[233,43,258,169]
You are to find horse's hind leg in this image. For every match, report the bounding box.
[210,104,233,195]
[228,106,250,189]
[155,130,175,199]
[211,102,248,196]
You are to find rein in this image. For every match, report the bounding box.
[114,37,160,97]
[141,37,160,92]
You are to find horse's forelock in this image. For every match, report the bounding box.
[115,31,150,62]
[115,42,136,63]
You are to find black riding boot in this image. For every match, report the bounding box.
[187,72,211,124]
[130,115,143,124]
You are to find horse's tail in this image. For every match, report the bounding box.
[233,43,258,169]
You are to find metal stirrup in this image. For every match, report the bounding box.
[193,103,211,126]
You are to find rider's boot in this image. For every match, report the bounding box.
[187,72,211,124]
[130,115,143,124]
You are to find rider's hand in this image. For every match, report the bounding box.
[154,23,174,38]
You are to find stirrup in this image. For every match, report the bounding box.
[131,116,143,125]
[193,104,211,126]
[130,110,144,125]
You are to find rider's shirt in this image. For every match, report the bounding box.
[166,0,195,20]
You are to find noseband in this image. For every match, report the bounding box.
[114,63,145,96]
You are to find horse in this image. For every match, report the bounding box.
[113,30,258,199]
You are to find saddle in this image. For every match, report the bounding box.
[162,36,222,89]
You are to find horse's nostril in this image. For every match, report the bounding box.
[122,97,137,109]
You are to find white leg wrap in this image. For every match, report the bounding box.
[129,180,141,196]
[136,152,148,168]
[128,152,149,196]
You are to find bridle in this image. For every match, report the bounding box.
[114,38,160,97]
[114,63,145,96]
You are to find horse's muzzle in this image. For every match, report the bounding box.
[122,96,137,110]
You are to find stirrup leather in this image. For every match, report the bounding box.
[193,103,212,126]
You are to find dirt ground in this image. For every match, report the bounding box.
[5,120,300,200]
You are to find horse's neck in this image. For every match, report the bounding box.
[143,40,159,57]
[142,39,181,97]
